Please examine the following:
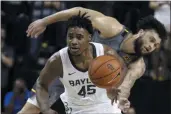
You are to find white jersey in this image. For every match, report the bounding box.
[59,42,121,114]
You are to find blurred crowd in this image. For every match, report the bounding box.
[1,1,170,114]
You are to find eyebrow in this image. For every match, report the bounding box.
[76,34,84,36]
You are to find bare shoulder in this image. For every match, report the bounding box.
[38,51,63,87]
[41,51,63,78]
[48,51,62,66]
[94,16,124,38]
[74,7,123,38]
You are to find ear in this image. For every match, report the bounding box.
[88,35,92,42]
[138,29,145,37]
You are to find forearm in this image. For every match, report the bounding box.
[42,7,104,25]
[118,72,138,99]
[36,80,50,112]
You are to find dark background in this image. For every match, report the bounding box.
[1,1,171,114]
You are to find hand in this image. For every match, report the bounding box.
[42,109,58,114]
[118,98,130,113]
[106,87,120,105]
[26,19,47,38]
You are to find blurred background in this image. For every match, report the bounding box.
[1,1,171,114]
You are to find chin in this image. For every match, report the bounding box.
[70,52,81,56]
[141,52,151,56]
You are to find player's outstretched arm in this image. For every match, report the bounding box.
[118,57,145,99]
[103,44,128,83]
[103,45,127,96]
[26,7,104,38]
[36,52,63,114]
[27,7,123,38]
[117,58,145,113]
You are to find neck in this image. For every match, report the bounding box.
[120,34,138,54]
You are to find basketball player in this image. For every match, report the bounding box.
[31,13,127,114]
[26,6,166,106]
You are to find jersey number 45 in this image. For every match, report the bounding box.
[78,85,96,97]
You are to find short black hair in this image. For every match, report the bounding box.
[67,11,93,35]
[137,15,167,40]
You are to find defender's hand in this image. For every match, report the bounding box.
[26,19,47,38]
[118,98,130,113]
[106,87,120,105]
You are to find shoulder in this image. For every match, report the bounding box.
[40,51,63,79]
[47,51,62,67]
[4,92,13,106]
[5,92,13,98]
[94,16,124,38]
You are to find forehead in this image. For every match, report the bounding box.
[68,27,89,35]
[15,80,24,84]
[145,30,160,40]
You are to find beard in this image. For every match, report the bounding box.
[134,36,144,56]
[134,36,152,56]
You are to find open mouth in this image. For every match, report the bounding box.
[143,47,149,52]
[70,47,80,52]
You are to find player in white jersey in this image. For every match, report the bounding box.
[34,13,127,114]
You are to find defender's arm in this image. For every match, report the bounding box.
[118,57,146,99]
[42,7,105,25]
[27,7,123,38]
[103,45,128,88]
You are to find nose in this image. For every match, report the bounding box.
[71,38,78,45]
[147,45,152,51]
[144,45,152,52]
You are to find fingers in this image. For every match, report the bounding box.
[118,98,131,113]
[31,29,39,38]
[27,26,35,37]
[35,28,45,38]
[34,31,41,38]
[119,98,128,103]
[26,22,35,36]
[28,22,34,31]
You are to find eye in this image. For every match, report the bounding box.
[76,34,83,40]
[154,43,160,48]
[150,37,156,43]
[68,34,73,39]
